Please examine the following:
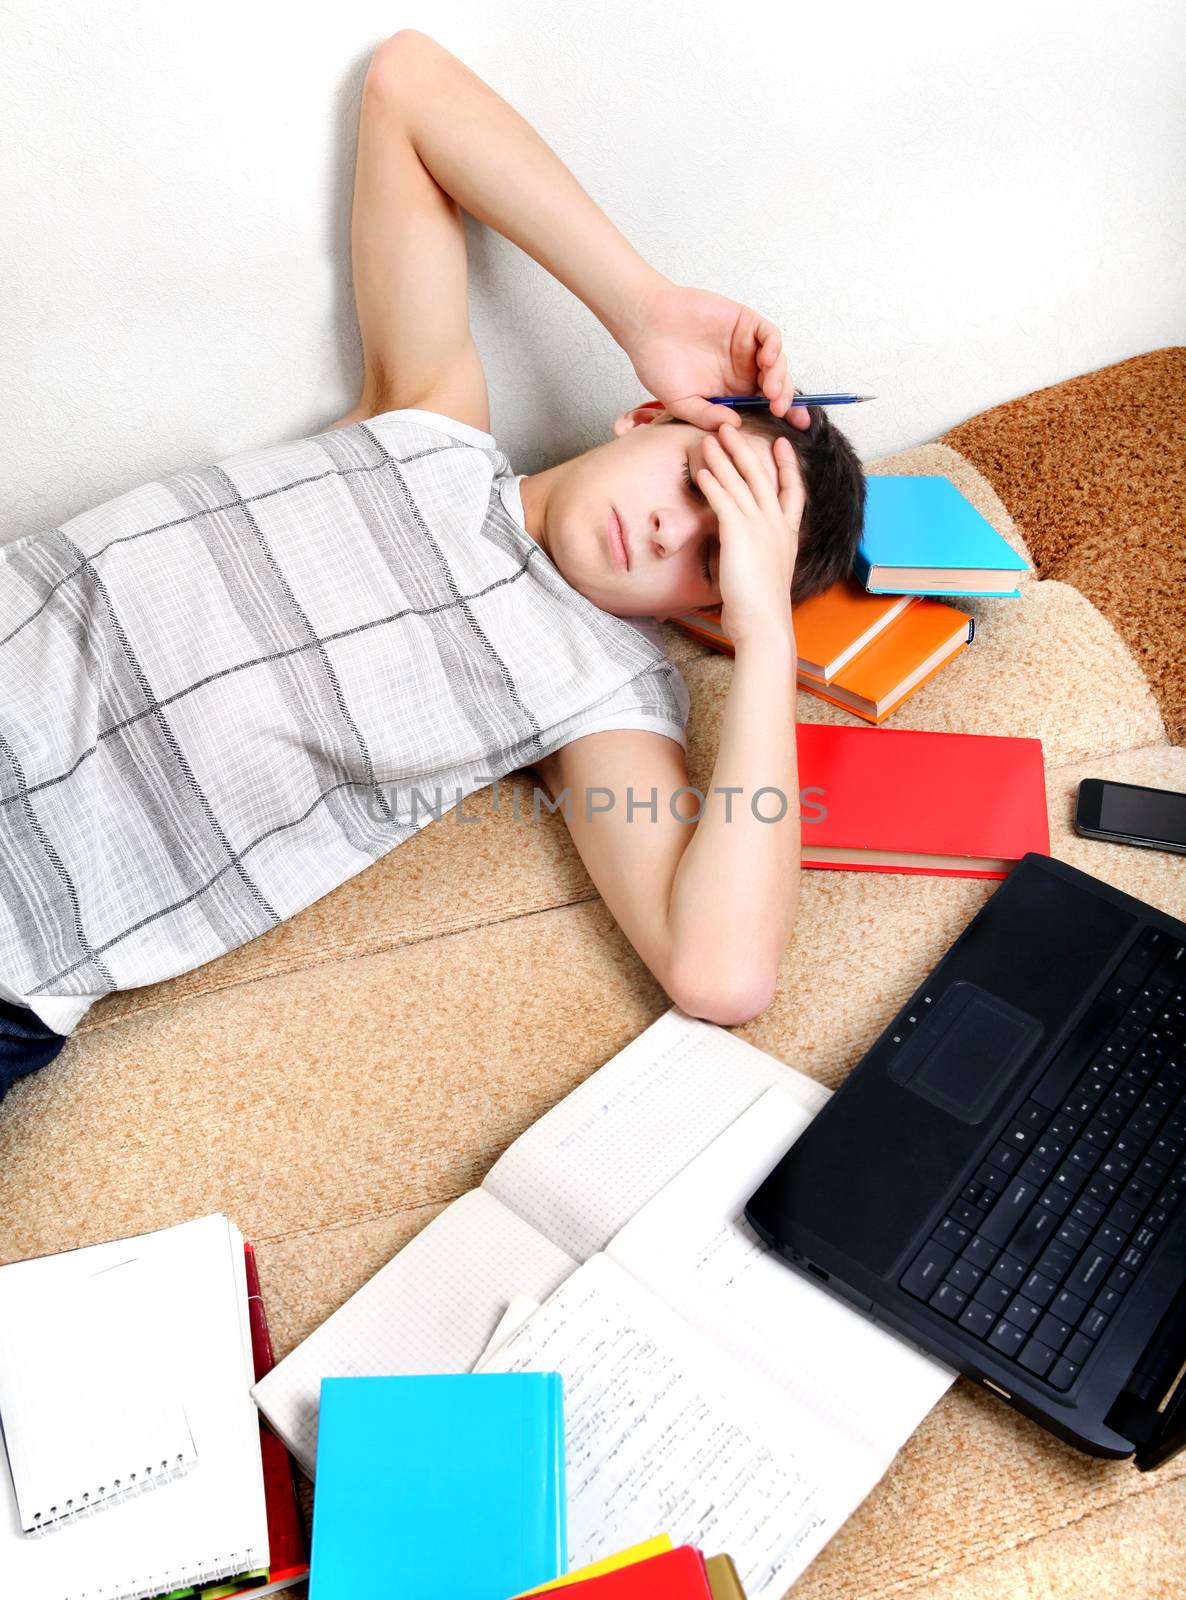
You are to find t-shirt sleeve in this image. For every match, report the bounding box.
[542,658,691,752]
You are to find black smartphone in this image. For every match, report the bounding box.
[1075,777,1186,855]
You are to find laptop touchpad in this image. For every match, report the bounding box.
[888,981,1044,1124]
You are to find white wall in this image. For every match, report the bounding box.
[3,0,1184,541]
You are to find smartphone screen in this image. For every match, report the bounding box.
[1084,780,1186,849]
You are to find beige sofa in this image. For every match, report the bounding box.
[3,350,1184,1598]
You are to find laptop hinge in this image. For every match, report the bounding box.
[1106,1289,1186,1471]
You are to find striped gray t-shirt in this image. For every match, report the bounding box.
[0,408,689,1035]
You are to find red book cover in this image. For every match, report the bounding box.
[557,1546,713,1598]
[242,1242,309,1591]
[795,723,1049,879]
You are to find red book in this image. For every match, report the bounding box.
[233,1242,309,1597]
[558,1546,713,1598]
[795,723,1049,879]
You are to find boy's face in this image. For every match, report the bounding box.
[517,404,798,621]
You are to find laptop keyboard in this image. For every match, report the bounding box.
[901,925,1186,1391]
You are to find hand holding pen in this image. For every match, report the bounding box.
[616,280,825,432]
[614,275,874,432]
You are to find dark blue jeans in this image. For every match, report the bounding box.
[0,998,68,1104]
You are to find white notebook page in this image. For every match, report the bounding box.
[607,1089,957,1534]
[252,1189,578,1477]
[0,1256,197,1533]
[0,1215,268,1600]
[484,1009,825,1260]
[476,1252,826,1600]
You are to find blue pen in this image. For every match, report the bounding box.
[708,392,875,408]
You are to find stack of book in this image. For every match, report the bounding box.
[517,1539,748,1597]
[307,1374,746,1597]
[678,581,974,724]
[673,474,1030,724]
[0,1215,308,1600]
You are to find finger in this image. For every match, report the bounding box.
[703,432,757,507]
[775,437,807,528]
[697,452,745,516]
[757,323,784,406]
[755,319,781,363]
[669,396,741,431]
[788,399,812,430]
[718,423,779,510]
[693,461,732,520]
[763,352,789,414]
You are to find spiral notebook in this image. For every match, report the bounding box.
[0,1256,198,1533]
[0,1214,269,1600]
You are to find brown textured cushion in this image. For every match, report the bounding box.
[942,347,1186,743]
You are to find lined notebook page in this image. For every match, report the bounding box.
[484,1008,826,1261]
[476,1253,826,1600]
[0,1215,268,1600]
[252,1189,578,1478]
[0,1257,197,1533]
[607,1089,956,1530]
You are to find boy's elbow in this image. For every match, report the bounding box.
[666,962,777,1028]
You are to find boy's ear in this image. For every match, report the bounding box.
[612,399,669,437]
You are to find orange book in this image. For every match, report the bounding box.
[789,578,915,679]
[672,579,912,680]
[798,596,974,723]
[671,587,973,724]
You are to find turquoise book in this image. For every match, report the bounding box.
[855,474,1031,597]
[308,1373,566,1600]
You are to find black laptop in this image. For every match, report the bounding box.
[746,852,1186,1469]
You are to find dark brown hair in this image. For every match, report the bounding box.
[660,396,866,604]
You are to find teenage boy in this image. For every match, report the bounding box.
[0,29,864,1103]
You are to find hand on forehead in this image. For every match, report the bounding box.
[703,419,807,532]
[711,417,801,499]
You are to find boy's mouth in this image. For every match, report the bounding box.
[609,508,631,571]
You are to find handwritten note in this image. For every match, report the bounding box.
[477,1253,824,1600]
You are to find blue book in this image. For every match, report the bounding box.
[854,475,1031,597]
[308,1373,566,1600]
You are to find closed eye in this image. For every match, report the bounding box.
[682,458,709,507]
[682,460,716,584]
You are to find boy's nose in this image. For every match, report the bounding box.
[651,508,707,557]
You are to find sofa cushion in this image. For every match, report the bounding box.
[942,346,1186,742]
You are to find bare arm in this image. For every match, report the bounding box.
[666,631,800,1013]
[535,642,799,1026]
[369,29,667,351]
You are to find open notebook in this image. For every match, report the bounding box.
[0,1214,269,1600]
[253,1010,954,1593]
[474,1087,955,1598]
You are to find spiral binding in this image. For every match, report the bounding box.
[26,1451,194,1535]
[59,1545,263,1600]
